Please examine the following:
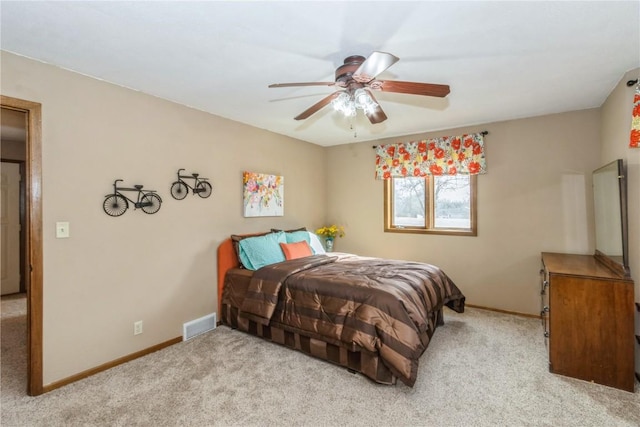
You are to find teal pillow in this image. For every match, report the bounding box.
[285,230,311,244]
[238,231,286,270]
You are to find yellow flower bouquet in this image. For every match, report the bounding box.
[315,225,345,240]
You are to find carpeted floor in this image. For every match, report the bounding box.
[1,294,639,426]
[0,293,28,401]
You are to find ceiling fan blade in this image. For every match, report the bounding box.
[294,91,341,120]
[363,89,387,124]
[269,82,336,88]
[353,51,399,83]
[374,80,450,97]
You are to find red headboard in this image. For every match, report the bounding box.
[217,232,269,315]
[216,238,238,316]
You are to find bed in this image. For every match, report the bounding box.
[217,230,465,387]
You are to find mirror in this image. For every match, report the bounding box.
[592,159,629,276]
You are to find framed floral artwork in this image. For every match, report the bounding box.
[630,83,639,148]
[243,171,284,217]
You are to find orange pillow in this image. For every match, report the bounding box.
[280,241,313,260]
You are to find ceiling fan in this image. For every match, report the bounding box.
[268,51,450,124]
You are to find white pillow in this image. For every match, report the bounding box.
[307,232,326,254]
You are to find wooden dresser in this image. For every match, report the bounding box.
[540,252,635,392]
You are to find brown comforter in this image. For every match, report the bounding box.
[239,254,465,386]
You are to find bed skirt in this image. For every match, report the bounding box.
[221,302,403,385]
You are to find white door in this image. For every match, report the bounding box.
[1,162,21,295]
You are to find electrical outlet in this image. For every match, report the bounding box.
[56,222,70,238]
[134,320,143,335]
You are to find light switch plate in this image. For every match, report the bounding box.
[56,222,70,238]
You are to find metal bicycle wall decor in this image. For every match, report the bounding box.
[103,179,163,217]
[170,168,212,200]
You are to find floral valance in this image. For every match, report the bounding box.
[630,84,640,148]
[375,132,486,179]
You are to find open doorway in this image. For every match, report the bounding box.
[0,96,43,396]
[1,109,26,295]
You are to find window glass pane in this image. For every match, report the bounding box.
[393,177,425,227]
[434,175,470,229]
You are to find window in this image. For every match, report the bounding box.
[384,175,477,235]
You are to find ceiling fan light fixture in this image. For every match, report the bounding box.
[363,103,378,115]
[354,88,368,107]
[354,88,377,110]
[343,101,357,117]
[331,92,357,117]
[332,88,378,118]
[331,92,351,113]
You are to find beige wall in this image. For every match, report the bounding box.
[1,51,326,385]
[600,67,640,373]
[326,109,602,315]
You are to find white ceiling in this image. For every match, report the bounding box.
[1,1,639,147]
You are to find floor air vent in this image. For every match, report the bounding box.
[183,313,216,341]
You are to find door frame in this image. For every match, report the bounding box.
[1,95,43,396]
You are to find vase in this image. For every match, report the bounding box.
[325,238,334,252]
